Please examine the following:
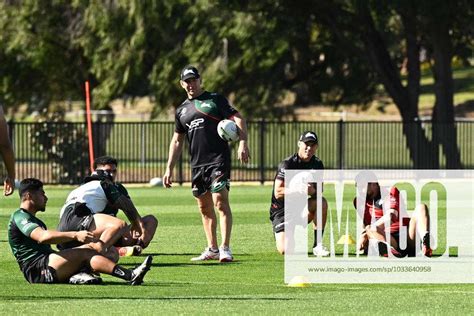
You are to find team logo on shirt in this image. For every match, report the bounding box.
[21,218,36,231]
[186,118,205,131]
[195,99,220,118]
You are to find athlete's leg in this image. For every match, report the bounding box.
[212,188,232,248]
[48,248,95,282]
[118,215,158,248]
[49,247,150,283]
[274,231,286,255]
[308,197,328,252]
[196,191,218,249]
[89,214,128,249]
[140,215,158,247]
[307,197,328,228]
[365,224,390,244]
[357,229,369,253]
[408,203,431,255]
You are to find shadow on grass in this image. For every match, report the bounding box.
[140,253,252,257]
[120,261,242,268]
[0,295,293,301]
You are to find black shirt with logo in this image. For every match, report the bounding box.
[175,91,238,168]
[269,153,324,219]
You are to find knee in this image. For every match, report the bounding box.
[417,204,429,215]
[198,205,214,216]
[214,200,231,214]
[144,215,158,229]
[116,219,127,230]
[322,197,328,214]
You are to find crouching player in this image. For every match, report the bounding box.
[8,178,153,285]
[355,181,432,257]
[269,131,329,256]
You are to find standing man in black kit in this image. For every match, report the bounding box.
[163,65,250,262]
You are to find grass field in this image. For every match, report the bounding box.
[1,185,472,314]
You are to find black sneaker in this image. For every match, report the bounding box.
[422,233,433,257]
[69,272,103,285]
[129,255,153,286]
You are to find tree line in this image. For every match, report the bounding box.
[0,0,472,168]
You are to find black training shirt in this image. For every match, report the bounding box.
[269,153,324,219]
[175,91,238,167]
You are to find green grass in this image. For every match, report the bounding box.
[0,185,472,314]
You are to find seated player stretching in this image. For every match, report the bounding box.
[354,181,432,257]
[8,178,152,285]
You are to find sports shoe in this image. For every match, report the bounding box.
[129,255,153,286]
[422,233,433,257]
[378,241,404,258]
[356,248,367,256]
[69,272,103,285]
[389,247,404,258]
[219,246,234,263]
[190,248,220,261]
[313,244,330,257]
[117,245,143,257]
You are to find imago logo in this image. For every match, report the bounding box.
[283,170,473,284]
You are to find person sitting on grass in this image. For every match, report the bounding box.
[57,156,158,259]
[354,179,432,257]
[8,178,153,285]
[93,156,158,256]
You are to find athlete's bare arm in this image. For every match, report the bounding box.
[163,132,185,188]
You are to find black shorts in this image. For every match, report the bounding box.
[22,253,58,284]
[57,203,94,249]
[270,211,286,234]
[191,162,230,197]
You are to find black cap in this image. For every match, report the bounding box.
[180,65,200,81]
[299,131,318,144]
[84,169,113,183]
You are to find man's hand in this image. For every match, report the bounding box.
[75,230,97,243]
[88,240,107,254]
[136,220,148,245]
[3,177,14,196]
[307,183,316,196]
[237,140,250,164]
[163,169,173,188]
[130,220,144,239]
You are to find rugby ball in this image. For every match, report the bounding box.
[149,177,163,187]
[288,171,314,192]
[217,119,239,142]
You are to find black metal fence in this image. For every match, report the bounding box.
[3,120,473,184]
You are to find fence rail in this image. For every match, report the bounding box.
[3,120,472,184]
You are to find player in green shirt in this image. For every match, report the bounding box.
[8,178,153,285]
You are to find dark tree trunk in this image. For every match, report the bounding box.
[355,4,438,168]
[430,20,462,168]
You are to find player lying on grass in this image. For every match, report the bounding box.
[8,178,153,285]
[354,181,432,257]
[57,156,158,260]
[269,131,329,256]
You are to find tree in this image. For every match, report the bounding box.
[311,0,470,168]
[0,1,90,113]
